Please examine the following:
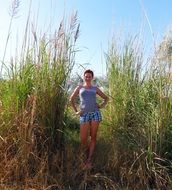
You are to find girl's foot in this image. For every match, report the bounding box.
[84,159,92,169]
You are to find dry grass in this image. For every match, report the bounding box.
[1,1,172,190]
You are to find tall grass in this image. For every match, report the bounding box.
[0,4,80,187]
[1,2,172,190]
[105,33,172,189]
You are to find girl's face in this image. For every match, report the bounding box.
[84,73,93,83]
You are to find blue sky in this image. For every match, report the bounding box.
[0,0,172,77]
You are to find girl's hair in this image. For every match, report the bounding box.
[84,69,94,77]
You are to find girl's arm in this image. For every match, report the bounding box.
[96,87,109,109]
[69,86,80,113]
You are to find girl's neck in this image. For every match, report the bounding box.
[83,82,92,87]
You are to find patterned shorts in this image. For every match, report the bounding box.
[80,110,102,124]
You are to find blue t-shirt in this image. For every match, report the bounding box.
[79,86,98,113]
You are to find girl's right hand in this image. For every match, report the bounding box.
[75,110,83,116]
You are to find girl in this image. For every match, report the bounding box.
[69,69,109,169]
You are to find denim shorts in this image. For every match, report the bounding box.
[80,110,102,124]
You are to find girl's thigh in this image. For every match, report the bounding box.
[80,122,90,144]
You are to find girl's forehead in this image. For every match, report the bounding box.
[84,73,92,76]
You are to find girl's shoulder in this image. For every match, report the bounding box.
[92,85,99,90]
[72,85,82,93]
[76,85,83,91]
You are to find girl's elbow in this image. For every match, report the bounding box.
[69,98,72,103]
[69,97,74,104]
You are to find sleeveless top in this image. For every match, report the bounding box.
[79,85,98,113]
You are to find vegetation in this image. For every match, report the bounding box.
[1,1,172,190]
[105,34,172,189]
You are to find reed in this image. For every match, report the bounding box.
[0,2,80,187]
[105,32,172,189]
[1,1,172,189]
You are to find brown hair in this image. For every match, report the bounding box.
[84,69,94,78]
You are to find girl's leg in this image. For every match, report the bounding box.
[80,122,90,160]
[86,121,100,167]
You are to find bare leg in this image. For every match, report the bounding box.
[86,121,100,167]
[80,122,90,161]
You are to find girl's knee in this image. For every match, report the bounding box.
[90,136,97,142]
